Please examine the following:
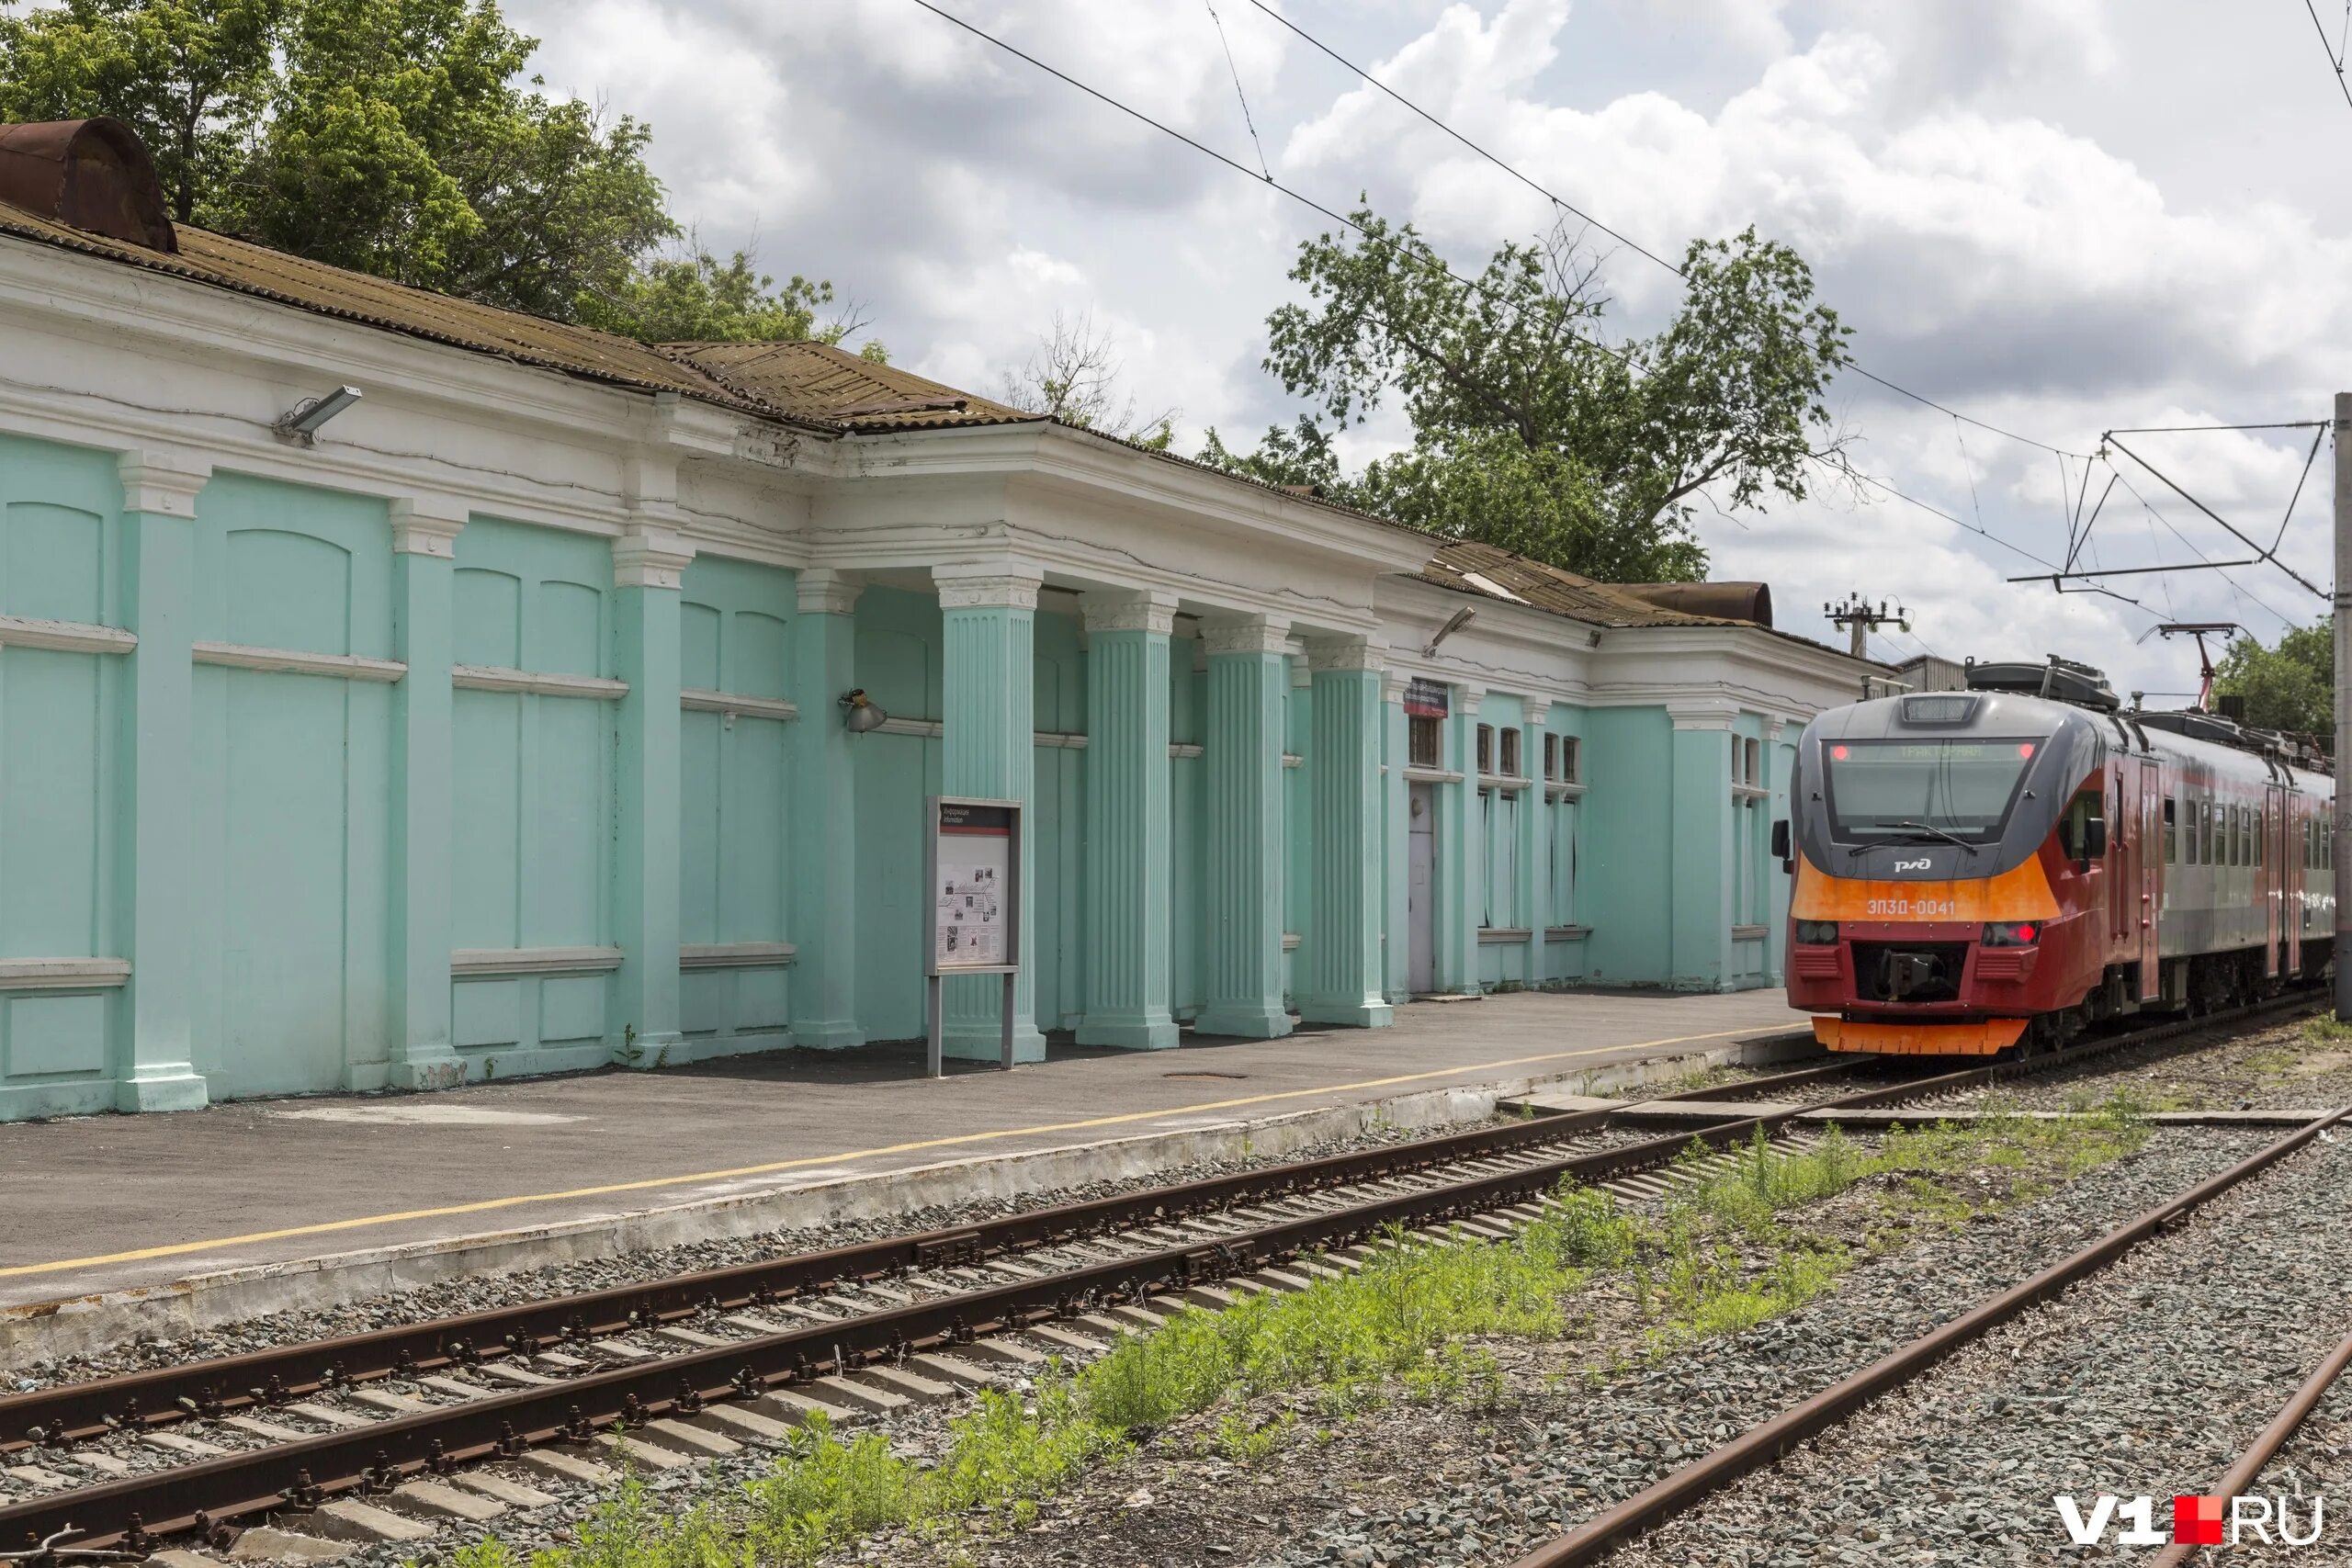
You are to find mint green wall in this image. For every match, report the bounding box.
[0,423,1802,1117]
[1033,609,1084,1031]
[851,587,941,1042]
[0,437,122,1112]
[678,555,796,1047]
[1581,706,1673,984]
[447,518,613,1072]
[188,474,395,1099]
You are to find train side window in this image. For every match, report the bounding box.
[2256,809,2264,867]
[2163,797,2177,863]
[2228,805,2240,866]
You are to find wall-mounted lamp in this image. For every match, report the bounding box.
[840,688,888,732]
[1422,605,1476,658]
[274,384,363,446]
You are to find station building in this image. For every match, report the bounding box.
[0,118,1878,1120]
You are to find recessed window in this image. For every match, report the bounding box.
[1408,715,1442,769]
[1476,723,1494,774]
[1558,735,1580,784]
[1499,728,1521,778]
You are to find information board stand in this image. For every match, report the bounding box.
[924,795,1023,1077]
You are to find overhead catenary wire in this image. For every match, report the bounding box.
[2301,0,2352,111]
[906,0,2097,599]
[1201,1,1272,182]
[2099,432,2329,599]
[1240,0,2096,463]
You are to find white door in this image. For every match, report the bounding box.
[1408,784,1437,993]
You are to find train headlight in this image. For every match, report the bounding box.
[1794,920,1838,944]
[1981,921,2041,947]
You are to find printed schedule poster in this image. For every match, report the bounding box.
[934,801,1014,969]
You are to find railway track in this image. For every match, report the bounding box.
[0,995,2316,1562]
[1498,1103,2348,1566]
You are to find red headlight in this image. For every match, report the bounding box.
[1981,921,2041,947]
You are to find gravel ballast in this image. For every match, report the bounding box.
[1601,1125,2352,1567]
[785,1125,2293,1568]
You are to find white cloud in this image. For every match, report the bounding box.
[500,0,2340,690]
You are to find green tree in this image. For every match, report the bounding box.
[574,244,876,352]
[2214,619,2332,737]
[0,0,863,348]
[232,0,673,315]
[0,0,284,225]
[1203,210,1851,581]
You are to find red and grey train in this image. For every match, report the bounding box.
[1781,660,2335,1055]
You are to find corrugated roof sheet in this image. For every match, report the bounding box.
[1422,540,1729,628]
[665,340,1039,432]
[0,197,782,417]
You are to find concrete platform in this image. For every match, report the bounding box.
[0,988,1807,1364]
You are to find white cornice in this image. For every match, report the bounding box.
[796,567,863,616]
[118,450,210,517]
[193,641,405,682]
[681,688,798,722]
[1081,588,1180,637]
[452,946,625,976]
[0,614,135,655]
[1306,635,1384,673]
[614,525,695,590]
[0,957,130,990]
[453,664,628,700]
[390,496,468,558]
[1200,615,1293,658]
[933,561,1046,611]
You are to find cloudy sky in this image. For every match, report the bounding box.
[514,0,2348,694]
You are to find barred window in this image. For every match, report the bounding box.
[1408,715,1442,769]
[1476,723,1494,774]
[1499,728,1521,777]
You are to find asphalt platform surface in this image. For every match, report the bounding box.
[1,988,1802,1309]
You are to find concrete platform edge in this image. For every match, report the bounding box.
[2,1029,1814,1368]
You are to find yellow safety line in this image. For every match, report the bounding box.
[1,1024,1772,1281]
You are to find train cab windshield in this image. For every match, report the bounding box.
[1824,738,2039,845]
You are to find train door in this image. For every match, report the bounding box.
[2273,783,2297,979]
[2138,758,2164,998]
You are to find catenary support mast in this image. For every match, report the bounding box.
[2334,392,2351,1021]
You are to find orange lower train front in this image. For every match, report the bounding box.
[1784,852,2085,1056]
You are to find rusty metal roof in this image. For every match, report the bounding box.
[665,340,1038,432]
[0,118,175,253]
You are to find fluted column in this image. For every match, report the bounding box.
[1519,697,1548,990]
[1300,636,1393,1028]
[935,563,1048,1062]
[1078,591,1179,1049]
[789,569,864,1049]
[1438,684,1484,994]
[1382,668,1411,1005]
[388,497,466,1089]
[612,524,693,1055]
[1196,615,1292,1038]
[113,453,210,1112]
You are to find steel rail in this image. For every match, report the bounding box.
[0,1047,2093,1553]
[1502,1104,2352,1568]
[1,993,2312,1552]
[0,1045,1853,1453]
[2144,1325,2352,1568]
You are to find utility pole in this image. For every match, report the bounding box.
[1826,592,1909,661]
[2335,392,2350,1021]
